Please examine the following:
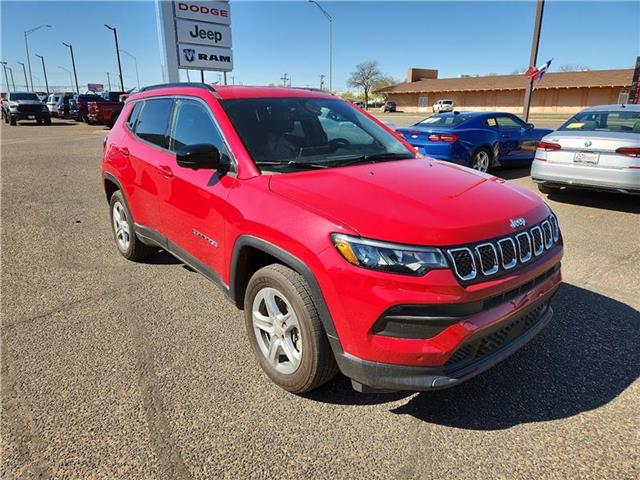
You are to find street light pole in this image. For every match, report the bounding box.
[8,67,16,91]
[35,54,50,97]
[1,61,10,92]
[309,0,333,92]
[522,0,545,122]
[25,24,51,92]
[104,25,125,91]
[18,62,29,90]
[119,49,140,90]
[62,43,80,94]
[106,72,111,91]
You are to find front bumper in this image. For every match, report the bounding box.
[334,292,556,392]
[532,160,640,194]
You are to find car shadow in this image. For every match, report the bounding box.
[145,249,182,265]
[544,189,640,214]
[16,121,78,126]
[493,166,531,180]
[308,283,640,429]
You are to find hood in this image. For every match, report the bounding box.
[12,100,43,106]
[268,159,549,246]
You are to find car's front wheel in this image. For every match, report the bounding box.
[109,190,155,261]
[244,264,337,393]
[471,148,492,173]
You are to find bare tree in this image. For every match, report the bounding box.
[559,63,590,72]
[347,61,382,109]
[372,75,399,101]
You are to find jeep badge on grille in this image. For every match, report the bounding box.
[510,218,526,229]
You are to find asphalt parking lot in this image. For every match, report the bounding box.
[1,118,639,479]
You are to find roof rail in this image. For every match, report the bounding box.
[138,82,217,93]
[289,86,334,95]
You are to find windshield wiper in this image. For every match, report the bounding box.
[255,160,329,170]
[340,152,415,167]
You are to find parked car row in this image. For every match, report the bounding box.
[2,90,129,127]
[396,105,640,195]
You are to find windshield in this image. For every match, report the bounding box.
[221,97,414,173]
[559,110,640,133]
[416,113,472,128]
[10,93,39,101]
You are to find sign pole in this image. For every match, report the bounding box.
[157,0,180,83]
[522,0,544,122]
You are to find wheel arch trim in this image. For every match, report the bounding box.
[229,235,343,352]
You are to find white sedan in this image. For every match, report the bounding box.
[532,104,640,195]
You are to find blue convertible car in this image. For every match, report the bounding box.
[396,111,553,172]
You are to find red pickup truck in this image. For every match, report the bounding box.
[88,93,129,127]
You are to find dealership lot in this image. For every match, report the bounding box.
[1,119,639,479]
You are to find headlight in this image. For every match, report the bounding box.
[9,102,18,108]
[331,233,448,276]
[41,104,48,112]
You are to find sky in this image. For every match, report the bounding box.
[1,0,638,93]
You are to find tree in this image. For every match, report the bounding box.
[347,61,382,109]
[371,75,400,101]
[559,63,590,72]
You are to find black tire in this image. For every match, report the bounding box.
[109,190,155,261]
[10,115,16,126]
[36,117,43,125]
[108,113,118,129]
[537,183,558,195]
[470,147,492,173]
[44,117,52,125]
[244,264,338,393]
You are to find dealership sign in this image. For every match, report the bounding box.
[157,0,233,81]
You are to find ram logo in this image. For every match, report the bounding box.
[509,218,526,229]
[183,48,195,62]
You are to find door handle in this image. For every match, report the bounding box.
[157,164,174,178]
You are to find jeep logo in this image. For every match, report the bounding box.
[509,218,526,229]
[183,49,195,62]
[189,24,223,43]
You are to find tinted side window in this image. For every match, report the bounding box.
[134,98,174,148]
[496,115,525,129]
[127,101,143,130]
[169,99,229,157]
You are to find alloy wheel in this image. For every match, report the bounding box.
[112,201,131,251]
[252,287,302,375]
[473,150,490,172]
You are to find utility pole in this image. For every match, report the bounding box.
[62,43,80,94]
[119,49,140,90]
[8,67,16,91]
[35,54,49,97]
[522,0,545,122]
[104,25,125,91]
[230,76,235,85]
[106,72,112,91]
[309,1,333,92]
[281,73,289,87]
[320,74,325,90]
[25,24,51,91]
[1,61,10,92]
[18,62,29,90]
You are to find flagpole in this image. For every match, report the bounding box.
[522,0,545,122]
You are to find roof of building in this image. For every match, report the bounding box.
[379,69,634,94]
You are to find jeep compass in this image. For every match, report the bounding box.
[101,83,563,393]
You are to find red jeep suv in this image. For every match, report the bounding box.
[101,83,563,393]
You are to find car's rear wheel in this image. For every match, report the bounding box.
[471,148,492,173]
[244,264,337,393]
[109,190,155,261]
[10,116,16,126]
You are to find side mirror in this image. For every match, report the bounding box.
[176,143,227,171]
[526,122,535,130]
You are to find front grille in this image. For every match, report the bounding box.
[446,214,560,284]
[17,104,41,114]
[444,301,549,372]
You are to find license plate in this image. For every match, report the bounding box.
[573,151,599,165]
[27,115,35,120]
